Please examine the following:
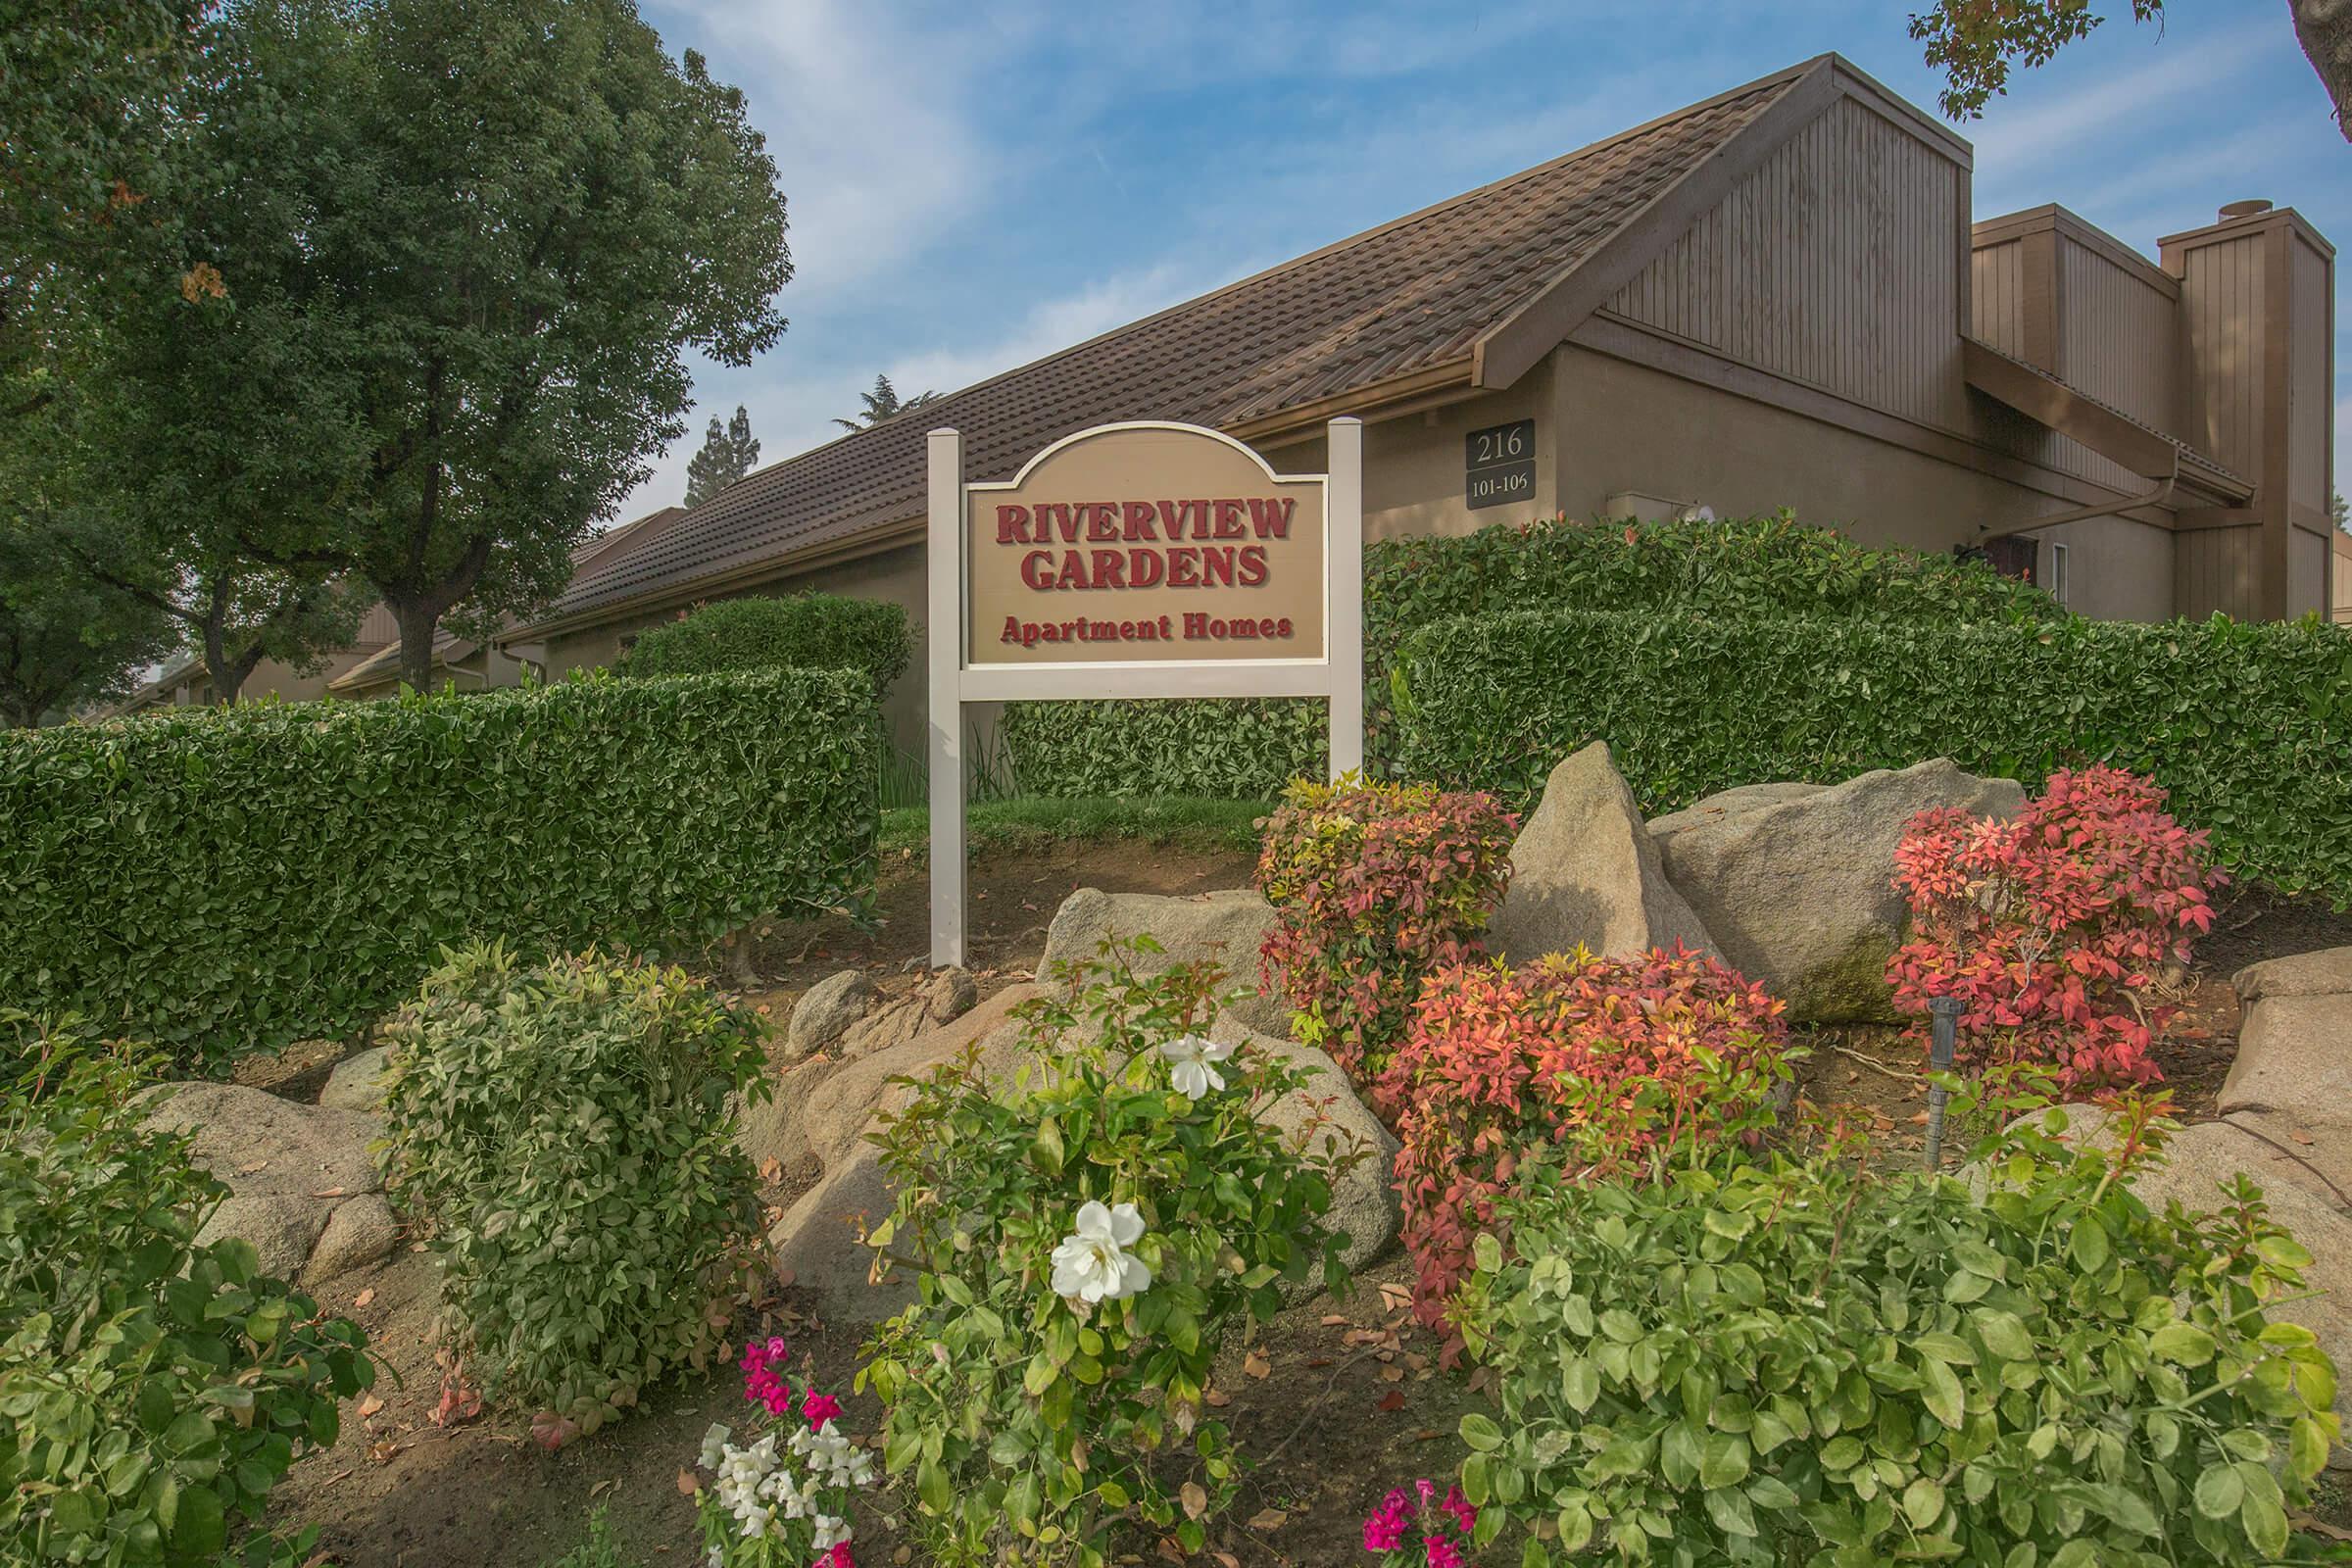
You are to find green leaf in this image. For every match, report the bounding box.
[1919,1355,1965,1429]
[1901,1476,1944,1531]
[1460,1413,1504,1452]
[2149,1322,2217,1366]
[2192,1460,2244,1523]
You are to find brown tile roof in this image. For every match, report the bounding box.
[520,62,1817,634]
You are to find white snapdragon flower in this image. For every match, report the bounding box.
[812,1514,854,1551]
[698,1422,732,1470]
[1050,1200,1152,1302]
[1157,1033,1236,1101]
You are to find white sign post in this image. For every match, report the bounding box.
[925,417,1363,968]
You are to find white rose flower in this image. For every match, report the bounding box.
[1049,1200,1152,1302]
[1158,1033,1235,1101]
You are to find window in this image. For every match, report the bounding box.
[2046,542,2071,606]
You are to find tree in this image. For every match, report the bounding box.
[684,404,761,508]
[833,373,936,432]
[1,0,214,424]
[93,0,793,692]
[1909,1,2352,140]
[0,526,172,726]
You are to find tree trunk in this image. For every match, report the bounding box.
[390,598,439,691]
[2293,0,2352,139]
[203,615,266,706]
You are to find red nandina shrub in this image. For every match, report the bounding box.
[1886,765,2221,1090]
[1387,949,1789,1344]
[1255,775,1517,1114]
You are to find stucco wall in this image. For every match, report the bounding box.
[1542,343,2176,620]
[542,541,933,761]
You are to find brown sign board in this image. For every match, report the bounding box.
[964,424,1327,666]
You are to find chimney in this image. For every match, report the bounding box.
[2219,199,2274,220]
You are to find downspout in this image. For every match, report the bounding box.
[1974,450,2180,546]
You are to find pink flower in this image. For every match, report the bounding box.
[1362,1488,1415,1553]
[1423,1534,1465,1568]
[1440,1486,1475,1535]
[740,1337,796,1415]
[810,1544,855,1568]
[802,1390,843,1430]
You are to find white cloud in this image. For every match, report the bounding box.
[661,0,1009,301]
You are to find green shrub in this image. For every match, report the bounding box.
[858,943,1362,1566]
[1001,513,2054,795]
[0,1045,372,1566]
[1395,608,2352,903]
[619,592,912,696]
[0,669,881,1071]
[1254,775,1519,1107]
[374,944,772,1437]
[1455,1099,2341,1566]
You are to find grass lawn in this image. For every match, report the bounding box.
[878,795,1268,857]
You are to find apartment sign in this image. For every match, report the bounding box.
[925,419,1364,964]
[966,424,1330,665]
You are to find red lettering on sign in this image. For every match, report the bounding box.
[1249,498,1294,538]
[997,505,1031,545]
[1238,544,1268,586]
[1122,502,1157,541]
[1019,550,1054,589]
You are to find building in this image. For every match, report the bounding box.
[118,505,694,711]
[499,54,2336,756]
[119,602,401,711]
[2336,528,2352,625]
[330,505,691,700]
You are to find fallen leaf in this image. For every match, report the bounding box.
[235,1160,270,1176]
[355,1394,386,1420]
[1378,1363,1404,1383]
[589,1478,618,1501]
[1377,1283,1413,1312]
[1243,1348,1270,1380]
[1154,1537,1186,1564]
[1377,1389,1406,1412]
[1304,1357,1332,1369]
[1179,1481,1208,1520]
[1211,1554,1239,1568]
[1318,1313,1350,1327]
[677,1468,702,1495]
[1201,1388,1231,1407]
[530,1410,580,1451]
[310,1186,349,1199]
[1245,1508,1288,1532]
[353,1288,375,1309]
[2292,1129,2315,1146]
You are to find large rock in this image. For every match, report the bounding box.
[787,971,876,1058]
[1647,759,2026,1022]
[764,989,1396,1324]
[2221,947,2352,1122]
[1488,743,1714,966]
[138,1084,390,1283]
[1041,888,1285,1034]
[318,1046,391,1112]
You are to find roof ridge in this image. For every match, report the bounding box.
[698,55,1832,497]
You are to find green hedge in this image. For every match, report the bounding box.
[1003,513,2055,796]
[1394,609,2352,901]
[619,592,912,695]
[0,670,880,1069]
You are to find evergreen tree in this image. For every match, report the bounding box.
[684,404,760,507]
[834,373,936,432]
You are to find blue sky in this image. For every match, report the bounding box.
[622,0,2348,518]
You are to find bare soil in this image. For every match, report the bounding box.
[255,858,2352,1568]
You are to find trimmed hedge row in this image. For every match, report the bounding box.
[0,670,880,1069]
[1002,697,1328,800]
[1394,609,2352,901]
[619,592,912,696]
[1003,513,2056,796]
